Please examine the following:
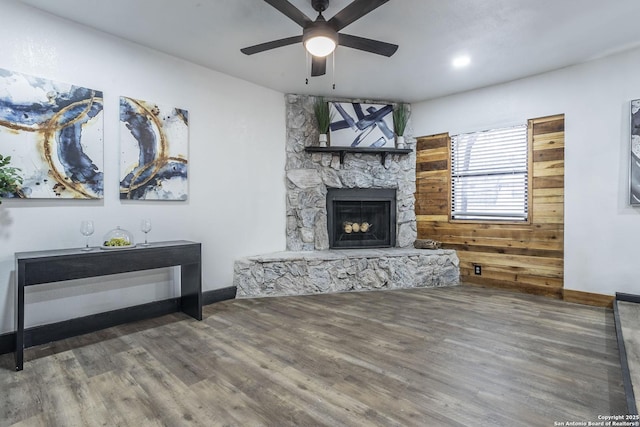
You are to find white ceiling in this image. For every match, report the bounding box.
[18,0,640,102]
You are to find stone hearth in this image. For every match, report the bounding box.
[234,248,460,298]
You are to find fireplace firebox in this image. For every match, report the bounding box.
[327,188,396,249]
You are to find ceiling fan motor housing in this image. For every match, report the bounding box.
[312,0,330,13]
[303,20,338,41]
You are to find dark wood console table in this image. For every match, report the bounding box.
[14,240,202,371]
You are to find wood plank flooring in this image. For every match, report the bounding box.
[0,285,627,426]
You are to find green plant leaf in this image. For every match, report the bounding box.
[0,153,23,203]
[313,96,334,134]
[393,103,411,137]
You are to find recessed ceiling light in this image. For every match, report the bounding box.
[453,55,471,68]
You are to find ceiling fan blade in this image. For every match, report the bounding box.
[241,35,303,55]
[264,0,312,27]
[328,0,390,31]
[311,56,327,76]
[338,33,398,57]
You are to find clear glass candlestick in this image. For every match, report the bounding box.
[80,220,95,251]
[141,219,152,246]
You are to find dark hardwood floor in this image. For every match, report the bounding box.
[0,285,627,426]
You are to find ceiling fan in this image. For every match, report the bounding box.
[241,0,398,77]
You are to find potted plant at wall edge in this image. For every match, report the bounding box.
[0,154,22,203]
[393,103,411,149]
[313,96,333,147]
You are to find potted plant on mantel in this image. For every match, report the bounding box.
[313,96,333,147]
[0,154,22,203]
[393,103,411,149]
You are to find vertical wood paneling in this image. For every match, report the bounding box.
[415,116,565,298]
[415,133,450,220]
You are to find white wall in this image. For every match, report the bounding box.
[0,2,286,333]
[412,47,640,296]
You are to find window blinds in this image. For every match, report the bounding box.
[451,125,528,221]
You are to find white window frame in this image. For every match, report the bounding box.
[450,124,529,222]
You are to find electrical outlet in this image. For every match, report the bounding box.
[474,264,482,275]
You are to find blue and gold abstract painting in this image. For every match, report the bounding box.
[0,68,103,199]
[119,97,188,200]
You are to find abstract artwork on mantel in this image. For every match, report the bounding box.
[631,99,640,205]
[119,96,189,200]
[329,102,394,148]
[0,67,104,199]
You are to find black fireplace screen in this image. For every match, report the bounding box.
[327,188,396,249]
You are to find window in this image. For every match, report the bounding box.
[451,125,528,221]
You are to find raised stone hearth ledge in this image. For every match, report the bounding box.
[234,248,460,298]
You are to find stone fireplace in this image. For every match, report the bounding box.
[284,94,417,251]
[232,95,460,298]
[327,188,396,249]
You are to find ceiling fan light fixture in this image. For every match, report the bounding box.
[305,36,336,57]
[303,22,338,57]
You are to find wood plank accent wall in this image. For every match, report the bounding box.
[415,115,565,298]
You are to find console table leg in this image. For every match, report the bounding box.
[15,280,24,371]
[180,262,202,320]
